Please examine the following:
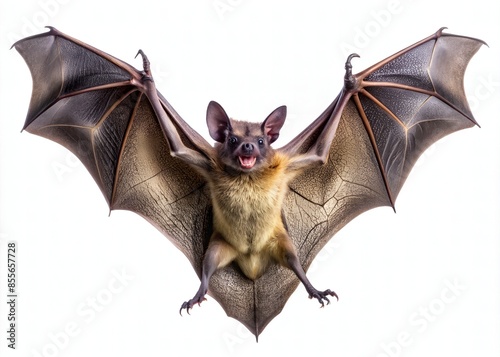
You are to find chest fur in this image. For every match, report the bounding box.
[209,156,289,253]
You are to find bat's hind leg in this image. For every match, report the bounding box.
[273,232,338,307]
[290,254,338,307]
[180,232,237,315]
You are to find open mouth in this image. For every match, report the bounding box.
[238,156,257,169]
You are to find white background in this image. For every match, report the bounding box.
[1,1,499,356]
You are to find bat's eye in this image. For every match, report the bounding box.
[228,136,238,145]
[257,138,264,146]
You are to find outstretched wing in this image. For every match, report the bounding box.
[286,27,485,268]
[247,28,485,337]
[13,27,213,274]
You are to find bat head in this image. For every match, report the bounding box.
[207,101,286,172]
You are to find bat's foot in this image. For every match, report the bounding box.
[179,293,207,316]
[307,288,338,308]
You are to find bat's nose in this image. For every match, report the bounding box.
[242,143,254,154]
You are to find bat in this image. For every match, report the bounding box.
[13,27,485,339]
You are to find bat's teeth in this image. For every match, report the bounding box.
[239,156,257,169]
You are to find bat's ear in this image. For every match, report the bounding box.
[262,105,286,144]
[207,101,231,143]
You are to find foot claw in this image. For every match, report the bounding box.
[179,296,207,316]
[308,289,338,307]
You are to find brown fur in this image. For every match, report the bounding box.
[180,104,337,313]
[208,148,297,279]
